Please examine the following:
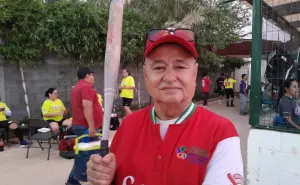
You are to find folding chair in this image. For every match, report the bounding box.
[26,119,59,160]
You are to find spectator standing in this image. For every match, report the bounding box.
[119,69,135,116]
[66,67,103,185]
[239,74,248,115]
[202,72,211,106]
[216,73,225,104]
[224,73,237,107]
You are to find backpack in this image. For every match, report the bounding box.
[274,114,284,126]
[110,117,120,130]
[59,127,76,159]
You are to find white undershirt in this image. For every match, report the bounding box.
[155,117,179,140]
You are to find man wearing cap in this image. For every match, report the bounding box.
[86,28,243,185]
[66,67,103,185]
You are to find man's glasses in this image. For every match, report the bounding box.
[146,28,196,43]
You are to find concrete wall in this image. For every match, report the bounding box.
[0,57,150,119]
[0,57,225,119]
[247,129,300,185]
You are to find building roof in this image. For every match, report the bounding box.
[244,0,300,37]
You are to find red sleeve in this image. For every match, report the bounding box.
[80,86,95,101]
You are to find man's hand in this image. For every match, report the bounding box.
[0,107,5,112]
[89,126,96,137]
[87,153,116,185]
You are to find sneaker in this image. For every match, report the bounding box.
[230,104,235,107]
[218,100,221,104]
[20,140,28,148]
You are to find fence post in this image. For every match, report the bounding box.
[249,0,262,126]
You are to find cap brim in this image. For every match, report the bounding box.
[144,35,198,59]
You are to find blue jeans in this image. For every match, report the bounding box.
[67,125,88,185]
[240,93,247,114]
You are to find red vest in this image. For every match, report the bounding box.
[110,104,239,185]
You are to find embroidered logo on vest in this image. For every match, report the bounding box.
[227,173,243,185]
[176,146,208,165]
[122,176,135,185]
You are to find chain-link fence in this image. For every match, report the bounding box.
[251,0,300,133]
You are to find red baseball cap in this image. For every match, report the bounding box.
[144,29,198,59]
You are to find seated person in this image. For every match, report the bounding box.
[42,88,71,134]
[0,99,28,147]
[278,79,300,129]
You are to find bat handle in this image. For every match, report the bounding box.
[99,140,109,157]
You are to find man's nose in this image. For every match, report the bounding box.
[163,68,177,82]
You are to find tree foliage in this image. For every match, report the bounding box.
[222,56,248,71]
[0,0,250,70]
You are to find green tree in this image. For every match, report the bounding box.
[0,0,109,64]
[126,0,250,69]
[44,0,108,64]
[0,0,47,62]
[0,0,250,69]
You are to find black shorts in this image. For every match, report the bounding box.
[46,119,66,127]
[0,120,13,129]
[122,98,133,107]
[218,88,225,96]
[225,88,234,99]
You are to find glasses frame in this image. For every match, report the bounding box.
[145,28,197,44]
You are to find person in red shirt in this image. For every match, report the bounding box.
[86,28,243,185]
[202,72,211,106]
[66,67,103,185]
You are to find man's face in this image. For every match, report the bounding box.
[86,73,95,84]
[289,81,299,98]
[143,44,198,104]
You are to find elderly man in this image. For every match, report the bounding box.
[86,28,243,185]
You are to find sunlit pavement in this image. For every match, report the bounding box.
[0,98,250,185]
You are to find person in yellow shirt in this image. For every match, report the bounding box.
[41,88,71,134]
[97,93,104,112]
[119,69,135,116]
[224,73,237,107]
[0,99,28,147]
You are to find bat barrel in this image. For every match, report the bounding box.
[100,0,124,153]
